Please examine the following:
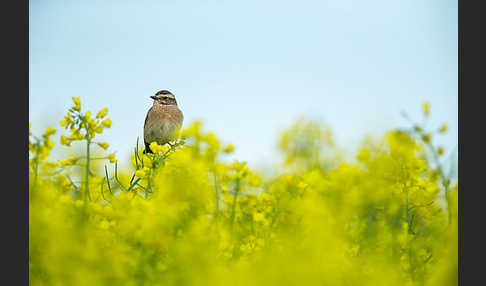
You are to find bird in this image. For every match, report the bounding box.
[143,90,184,154]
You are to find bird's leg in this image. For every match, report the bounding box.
[143,142,153,154]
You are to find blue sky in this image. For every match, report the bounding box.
[29,0,457,170]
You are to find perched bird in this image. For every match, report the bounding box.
[143,90,184,154]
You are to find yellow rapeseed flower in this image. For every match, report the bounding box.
[69,130,84,141]
[99,220,110,230]
[253,212,265,222]
[204,133,221,151]
[86,116,95,126]
[45,161,59,169]
[60,135,71,146]
[134,169,145,178]
[37,148,50,161]
[45,139,55,149]
[160,145,170,153]
[74,200,83,208]
[249,174,262,187]
[60,113,74,128]
[106,153,116,163]
[95,125,104,134]
[423,102,430,116]
[58,156,78,167]
[75,132,85,140]
[421,133,431,143]
[357,148,370,162]
[439,123,448,133]
[96,108,108,118]
[297,181,308,190]
[72,96,81,111]
[231,160,247,171]
[149,142,169,154]
[135,167,151,179]
[149,141,161,152]
[101,118,112,128]
[222,144,235,153]
[61,178,73,190]
[438,147,445,156]
[44,127,56,137]
[97,142,109,150]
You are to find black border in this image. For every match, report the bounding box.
[459,0,485,285]
[3,0,29,284]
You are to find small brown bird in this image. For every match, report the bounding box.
[143,90,184,154]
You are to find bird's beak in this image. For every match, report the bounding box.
[150,96,156,100]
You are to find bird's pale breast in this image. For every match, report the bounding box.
[144,104,183,145]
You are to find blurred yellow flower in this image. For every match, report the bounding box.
[97,142,109,150]
[439,123,448,133]
[253,212,265,222]
[106,153,116,163]
[29,100,458,286]
[45,161,59,169]
[44,127,56,137]
[204,133,221,151]
[45,139,55,149]
[357,148,370,162]
[74,200,83,208]
[231,160,247,171]
[297,181,308,190]
[61,178,73,190]
[222,143,235,153]
[421,133,431,143]
[249,174,262,187]
[58,156,78,167]
[99,220,110,230]
[423,101,430,116]
[438,146,445,156]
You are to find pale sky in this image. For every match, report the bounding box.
[29,0,457,171]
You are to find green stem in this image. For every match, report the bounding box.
[146,179,151,199]
[424,141,451,225]
[84,140,91,205]
[214,171,219,218]
[230,179,240,229]
[32,144,40,194]
[414,129,452,225]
